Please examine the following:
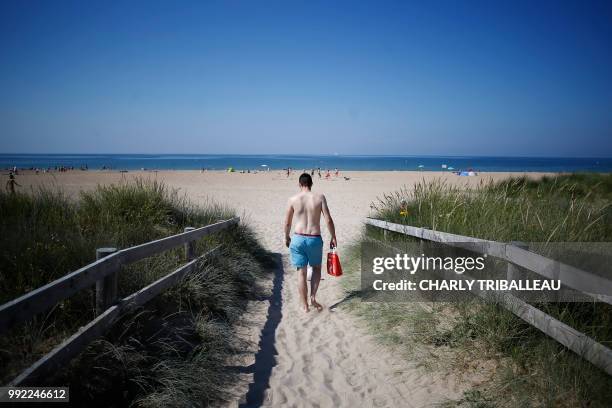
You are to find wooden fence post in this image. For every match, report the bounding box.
[419,227,430,256]
[95,248,118,315]
[507,241,528,284]
[184,227,196,261]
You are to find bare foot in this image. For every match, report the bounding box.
[302,304,310,313]
[310,298,324,312]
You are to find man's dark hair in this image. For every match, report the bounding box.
[299,173,313,188]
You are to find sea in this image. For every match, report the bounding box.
[1,154,611,173]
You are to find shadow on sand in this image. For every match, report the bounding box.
[328,289,362,310]
[238,253,285,408]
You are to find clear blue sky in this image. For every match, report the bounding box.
[1,0,611,157]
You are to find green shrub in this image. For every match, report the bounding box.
[0,179,271,406]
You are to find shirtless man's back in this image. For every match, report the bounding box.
[284,173,337,312]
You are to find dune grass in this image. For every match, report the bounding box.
[371,174,612,242]
[344,174,612,407]
[0,179,273,406]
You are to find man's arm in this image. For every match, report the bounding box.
[284,199,294,247]
[321,195,337,248]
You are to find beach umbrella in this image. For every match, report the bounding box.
[261,164,268,167]
[417,165,425,170]
[448,166,455,170]
[441,164,447,169]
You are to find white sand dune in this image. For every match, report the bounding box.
[14,170,549,407]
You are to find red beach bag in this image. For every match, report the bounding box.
[327,246,343,277]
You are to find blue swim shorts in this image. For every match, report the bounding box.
[289,233,323,268]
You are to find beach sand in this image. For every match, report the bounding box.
[8,170,550,406]
[9,170,550,250]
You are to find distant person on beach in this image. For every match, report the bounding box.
[6,172,20,194]
[284,173,337,313]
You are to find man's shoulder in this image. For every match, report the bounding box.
[288,192,302,203]
[288,191,325,202]
[313,192,326,201]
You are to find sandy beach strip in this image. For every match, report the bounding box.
[7,170,552,250]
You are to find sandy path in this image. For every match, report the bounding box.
[255,258,464,407]
[12,170,549,407]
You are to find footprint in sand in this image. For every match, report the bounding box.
[302,353,313,365]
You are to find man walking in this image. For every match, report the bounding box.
[284,173,337,312]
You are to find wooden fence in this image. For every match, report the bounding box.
[365,218,612,376]
[0,217,239,386]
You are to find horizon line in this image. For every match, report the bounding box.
[2,153,612,160]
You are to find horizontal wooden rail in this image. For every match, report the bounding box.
[120,218,237,264]
[0,253,122,334]
[121,246,220,313]
[504,245,612,298]
[0,217,239,334]
[496,292,612,376]
[444,269,612,376]
[365,218,612,303]
[10,305,121,386]
[10,247,220,386]
[366,218,612,375]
